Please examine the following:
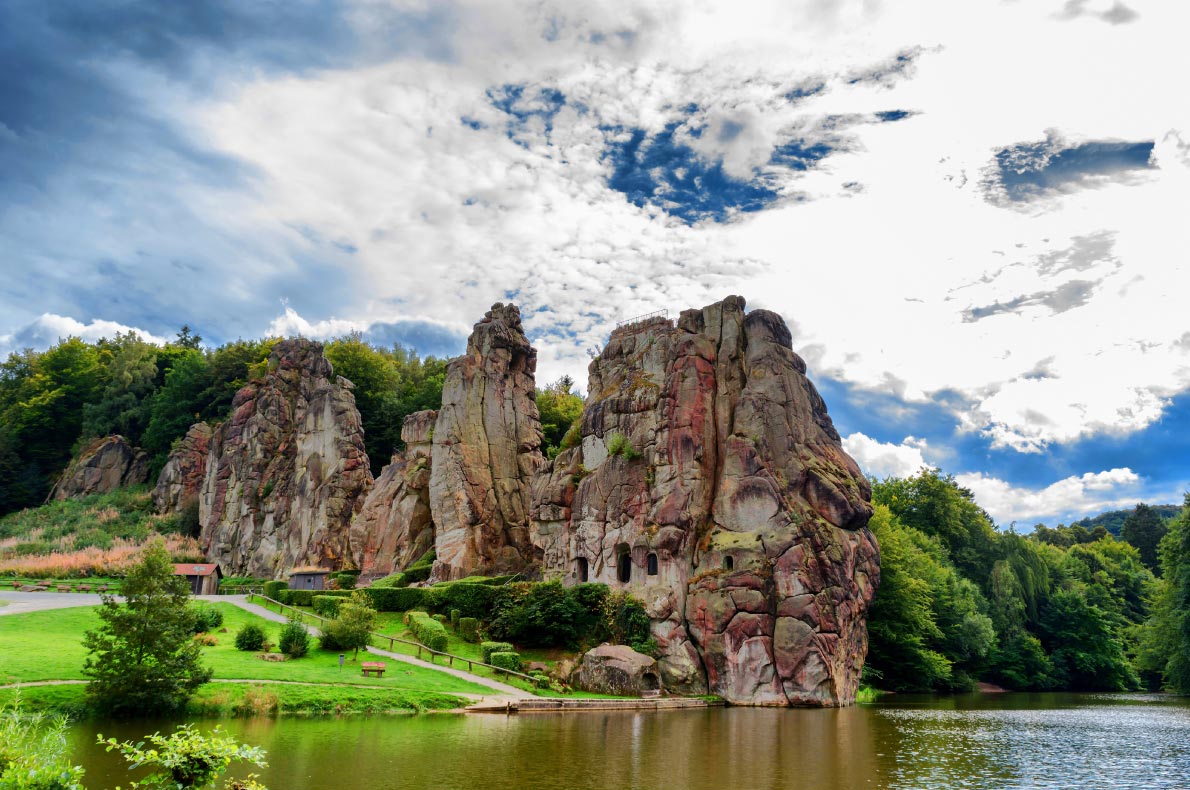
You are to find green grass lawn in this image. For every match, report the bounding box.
[249,598,628,699]
[0,603,491,698]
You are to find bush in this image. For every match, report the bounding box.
[262,580,288,601]
[434,580,500,619]
[312,595,344,619]
[234,624,266,652]
[364,586,438,612]
[328,570,359,590]
[279,618,310,658]
[450,609,461,627]
[288,589,314,607]
[489,651,522,673]
[459,617,480,643]
[487,581,587,648]
[191,604,223,634]
[606,431,641,460]
[402,564,432,585]
[481,641,515,664]
[371,572,406,588]
[405,611,449,652]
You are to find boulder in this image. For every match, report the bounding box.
[577,644,664,696]
[351,410,438,576]
[152,422,213,513]
[531,296,879,706]
[429,303,546,579]
[51,435,148,500]
[198,339,373,578]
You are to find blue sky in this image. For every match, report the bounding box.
[2,0,1188,526]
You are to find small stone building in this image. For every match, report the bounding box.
[173,563,222,595]
[288,569,330,591]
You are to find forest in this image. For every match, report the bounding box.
[0,331,1186,696]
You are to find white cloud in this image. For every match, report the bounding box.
[266,306,367,339]
[955,467,1142,526]
[0,314,168,357]
[843,433,931,479]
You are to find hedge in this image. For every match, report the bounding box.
[402,564,432,585]
[449,609,461,627]
[404,611,448,652]
[312,595,344,619]
[370,572,406,588]
[489,651,522,673]
[481,641,515,664]
[432,581,499,619]
[262,580,288,600]
[362,586,439,613]
[458,617,480,643]
[288,589,314,607]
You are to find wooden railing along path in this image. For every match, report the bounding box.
[247,593,548,688]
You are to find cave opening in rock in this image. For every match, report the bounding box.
[642,672,660,691]
[646,552,658,576]
[723,555,734,571]
[576,556,589,582]
[617,546,631,583]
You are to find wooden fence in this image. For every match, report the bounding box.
[247,593,548,688]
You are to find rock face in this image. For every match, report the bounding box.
[52,435,148,500]
[531,296,879,706]
[350,410,438,579]
[198,339,373,578]
[577,644,663,696]
[151,422,213,513]
[428,303,546,580]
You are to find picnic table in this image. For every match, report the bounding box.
[361,661,387,678]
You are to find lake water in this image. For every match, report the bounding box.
[65,693,1190,790]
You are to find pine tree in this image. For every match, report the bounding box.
[82,538,212,715]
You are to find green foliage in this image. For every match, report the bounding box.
[1071,504,1181,537]
[488,581,589,647]
[0,696,86,790]
[324,591,377,659]
[278,618,310,658]
[191,605,224,634]
[433,580,500,619]
[325,335,446,476]
[1121,503,1169,573]
[98,724,267,789]
[405,611,449,652]
[449,609,461,627]
[82,538,213,715]
[312,595,344,619]
[1137,498,1190,692]
[287,590,314,607]
[327,570,359,590]
[370,572,406,588]
[481,641,516,664]
[458,617,480,643]
[360,586,436,612]
[605,431,641,460]
[489,651,522,672]
[0,485,158,554]
[261,581,288,601]
[235,624,267,652]
[536,376,585,458]
[80,333,159,445]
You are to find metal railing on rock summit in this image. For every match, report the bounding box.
[615,309,669,328]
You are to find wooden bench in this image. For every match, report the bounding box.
[361,661,387,678]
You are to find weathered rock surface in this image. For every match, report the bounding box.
[51,435,148,500]
[198,339,373,578]
[151,422,213,513]
[429,303,546,579]
[350,410,438,579]
[577,644,663,696]
[531,296,879,706]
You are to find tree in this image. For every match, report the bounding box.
[1121,503,1168,574]
[176,325,204,350]
[320,590,376,659]
[82,538,212,715]
[1139,497,1190,692]
[537,377,585,459]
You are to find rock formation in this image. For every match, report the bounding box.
[197,339,373,577]
[577,644,663,696]
[350,409,437,578]
[428,303,546,579]
[51,435,148,500]
[151,422,212,513]
[531,296,878,706]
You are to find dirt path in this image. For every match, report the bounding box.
[0,591,526,701]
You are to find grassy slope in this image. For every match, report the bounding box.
[0,603,490,698]
[0,487,170,544]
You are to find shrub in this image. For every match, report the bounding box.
[329,570,360,590]
[606,431,641,460]
[459,617,480,643]
[262,580,288,601]
[487,581,587,647]
[405,611,449,652]
[288,589,314,607]
[402,564,432,585]
[312,595,344,619]
[192,632,218,646]
[279,618,310,658]
[481,641,515,664]
[364,586,438,612]
[234,624,266,652]
[450,609,461,627]
[434,580,500,619]
[191,605,224,634]
[371,572,406,588]
[489,651,522,673]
